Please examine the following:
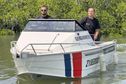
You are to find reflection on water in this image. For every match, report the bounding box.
[0,36,17,81]
[0,36,126,84]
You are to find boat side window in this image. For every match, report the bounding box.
[75,23,84,31]
[24,20,75,32]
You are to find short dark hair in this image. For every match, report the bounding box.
[41,5,48,10]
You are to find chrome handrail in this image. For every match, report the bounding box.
[20,42,95,57]
[11,40,117,57]
[10,41,17,48]
[30,44,37,55]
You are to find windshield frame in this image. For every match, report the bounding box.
[23,19,85,32]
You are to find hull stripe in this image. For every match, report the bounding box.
[64,53,71,77]
[72,52,82,78]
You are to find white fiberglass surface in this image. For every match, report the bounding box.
[16,31,95,55]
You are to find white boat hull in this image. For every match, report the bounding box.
[11,42,116,78]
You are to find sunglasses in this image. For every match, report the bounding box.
[41,10,47,11]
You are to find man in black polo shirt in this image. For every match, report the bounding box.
[79,8,101,41]
[37,5,53,19]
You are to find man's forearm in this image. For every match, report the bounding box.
[94,29,100,40]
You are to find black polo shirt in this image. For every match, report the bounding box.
[79,17,100,34]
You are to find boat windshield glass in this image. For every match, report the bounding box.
[24,20,83,32]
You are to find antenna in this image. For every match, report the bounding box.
[48,33,60,51]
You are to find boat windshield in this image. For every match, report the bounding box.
[24,20,84,32]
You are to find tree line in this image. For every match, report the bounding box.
[0,0,126,37]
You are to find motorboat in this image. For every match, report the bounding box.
[10,19,117,78]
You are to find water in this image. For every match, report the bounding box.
[0,36,126,84]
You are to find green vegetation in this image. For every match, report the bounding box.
[0,0,126,39]
[0,29,14,35]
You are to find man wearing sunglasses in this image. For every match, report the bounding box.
[79,7,101,41]
[37,5,53,19]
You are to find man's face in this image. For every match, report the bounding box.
[41,7,48,16]
[88,8,95,17]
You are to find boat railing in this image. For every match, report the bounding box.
[11,40,116,57]
[11,41,17,48]
[94,39,117,44]
[20,42,95,57]
[94,41,103,44]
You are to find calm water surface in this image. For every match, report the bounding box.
[0,36,126,84]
